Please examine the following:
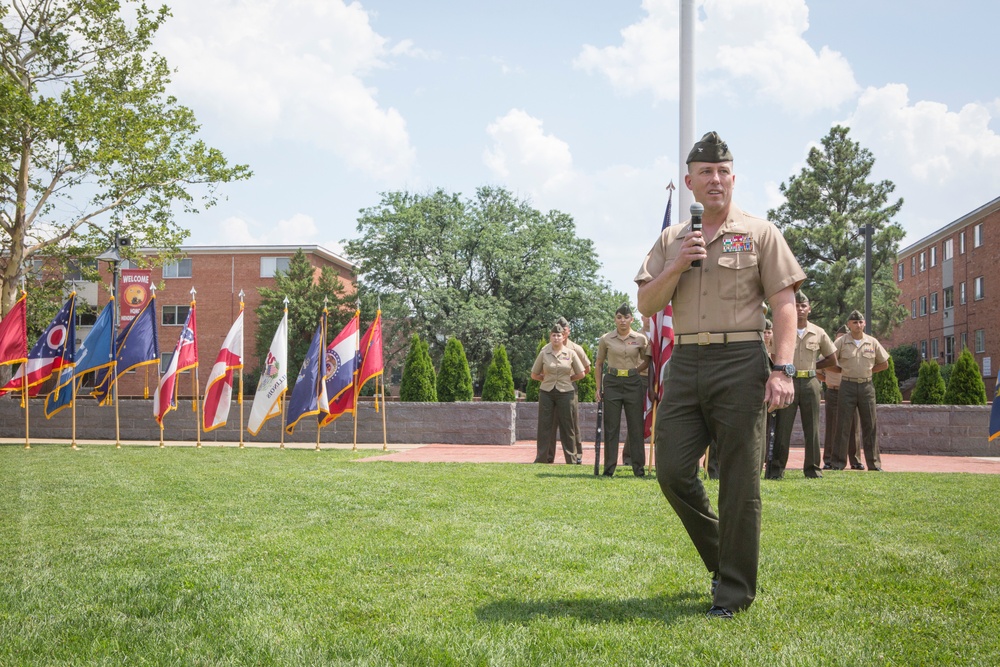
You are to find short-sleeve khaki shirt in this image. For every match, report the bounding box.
[834,333,889,380]
[793,322,836,372]
[598,330,650,371]
[532,344,585,392]
[634,205,805,333]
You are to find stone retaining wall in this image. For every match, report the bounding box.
[1,399,995,457]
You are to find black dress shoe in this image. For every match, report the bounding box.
[851,464,865,470]
[822,464,834,470]
[869,466,883,471]
[804,470,823,479]
[706,605,733,619]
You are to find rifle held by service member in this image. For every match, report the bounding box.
[594,400,604,476]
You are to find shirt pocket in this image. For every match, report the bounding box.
[717,252,759,301]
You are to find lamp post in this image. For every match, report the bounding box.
[95,232,131,329]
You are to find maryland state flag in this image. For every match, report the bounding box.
[0,293,28,367]
[1,294,75,398]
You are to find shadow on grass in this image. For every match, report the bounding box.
[475,591,704,626]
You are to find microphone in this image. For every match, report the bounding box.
[690,202,704,267]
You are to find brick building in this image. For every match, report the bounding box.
[886,196,998,393]
[91,245,356,397]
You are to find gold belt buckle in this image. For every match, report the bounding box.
[617,369,629,377]
[697,332,711,346]
[796,370,810,378]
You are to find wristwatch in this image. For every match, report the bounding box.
[772,363,795,378]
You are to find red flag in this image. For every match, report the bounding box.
[154,304,198,424]
[644,185,675,437]
[1,295,75,397]
[203,310,244,431]
[0,295,28,367]
[357,311,384,391]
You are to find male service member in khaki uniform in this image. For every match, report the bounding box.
[818,326,863,470]
[765,291,837,479]
[635,131,804,619]
[831,310,889,471]
[595,303,651,477]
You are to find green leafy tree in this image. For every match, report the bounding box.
[910,361,946,405]
[768,126,906,337]
[254,249,352,387]
[399,335,437,402]
[889,344,921,382]
[437,337,473,402]
[481,344,515,402]
[944,347,988,405]
[575,342,596,402]
[874,355,902,404]
[345,187,623,390]
[0,0,251,317]
[525,337,546,402]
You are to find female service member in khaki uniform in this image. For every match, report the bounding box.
[531,323,586,463]
[595,303,651,477]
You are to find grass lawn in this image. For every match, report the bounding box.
[2,444,999,666]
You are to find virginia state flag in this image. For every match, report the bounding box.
[92,295,159,404]
[0,294,28,367]
[285,312,328,435]
[203,310,243,431]
[320,312,359,426]
[990,380,1000,442]
[154,304,198,424]
[1,294,75,397]
[44,300,116,418]
[247,309,288,435]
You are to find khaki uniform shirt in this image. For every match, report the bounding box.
[834,333,889,380]
[566,339,590,373]
[793,322,836,372]
[634,205,805,333]
[532,344,585,392]
[598,330,650,371]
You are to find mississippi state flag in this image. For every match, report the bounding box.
[203,310,244,431]
[154,304,198,424]
[1,295,75,397]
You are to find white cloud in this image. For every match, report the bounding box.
[156,0,416,180]
[575,0,858,113]
[483,110,575,192]
[215,213,321,246]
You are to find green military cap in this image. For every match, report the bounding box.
[836,325,849,335]
[556,316,570,328]
[848,309,864,321]
[764,319,773,330]
[550,322,565,335]
[686,131,734,164]
[615,302,632,317]
[795,290,809,304]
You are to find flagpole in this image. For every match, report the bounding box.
[238,290,245,449]
[380,375,388,451]
[71,378,78,450]
[113,363,121,448]
[23,378,30,449]
[279,396,285,449]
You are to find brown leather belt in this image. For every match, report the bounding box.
[842,377,872,383]
[674,331,762,346]
[607,367,638,377]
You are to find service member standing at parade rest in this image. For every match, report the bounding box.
[818,325,863,470]
[635,131,804,619]
[830,310,889,471]
[765,291,837,480]
[532,323,587,464]
[595,303,651,477]
[551,316,591,464]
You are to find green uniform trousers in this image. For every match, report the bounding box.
[833,380,880,470]
[768,376,822,478]
[822,387,860,468]
[549,386,582,463]
[536,388,578,463]
[655,341,769,612]
[602,373,646,476]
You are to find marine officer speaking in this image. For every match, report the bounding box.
[635,131,805,619]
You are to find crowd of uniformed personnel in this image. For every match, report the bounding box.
[531,130,894,621]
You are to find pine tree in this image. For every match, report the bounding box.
[437,337,474,402]
[400,335,437,402]
[910,361,946,405]
[481,345,516,402]
[874,355,903,404]
[944,347,988,405]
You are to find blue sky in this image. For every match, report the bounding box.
[154,0,1000,300]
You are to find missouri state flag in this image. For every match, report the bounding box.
[1,294,75,397]
[154,304,198,424]
[203,310,244,431]
[320,312,359,426]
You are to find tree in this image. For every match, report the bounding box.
[575,342,596,402]
[768,126,906,337]
[344,187,624,390]
[399,334,436,402]
[889,344,921,383]
[254,249,352,387]
[874,355,902,404]
[0,0,251,317]
[436,337,473,402]
[481,344,515,402]
[910,361,946,405]
[525,337,546,402]
[944,347,988,405]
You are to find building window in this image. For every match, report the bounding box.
[160,351,174,373]
[911,299,917,319]
[919,296,927,316]
[162,258,192,278]
[960,231,966,254]
[930,292,938,313]
[920,340,928,359]
[920,252,926,271]
[931,338,939,359]
[974,276,985,301]
[944,336,955,364]
[943,286,954,309]
[162,304,191,326]
[974,223,984,247]
[960,282,966,305]
[898,263,904,282]
[975,330,985,354]
[261,257,292,278]
[930,246,937,267]
[943,238,953,261]
[961,332,968,351]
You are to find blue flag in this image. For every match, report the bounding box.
[285,312,328,435]
[990,379,1000,442]
[44,300,116,418]
[92,296,160,404]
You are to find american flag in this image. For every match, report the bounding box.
[644,184,675,437]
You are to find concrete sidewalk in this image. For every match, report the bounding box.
[4,438,1000,474]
